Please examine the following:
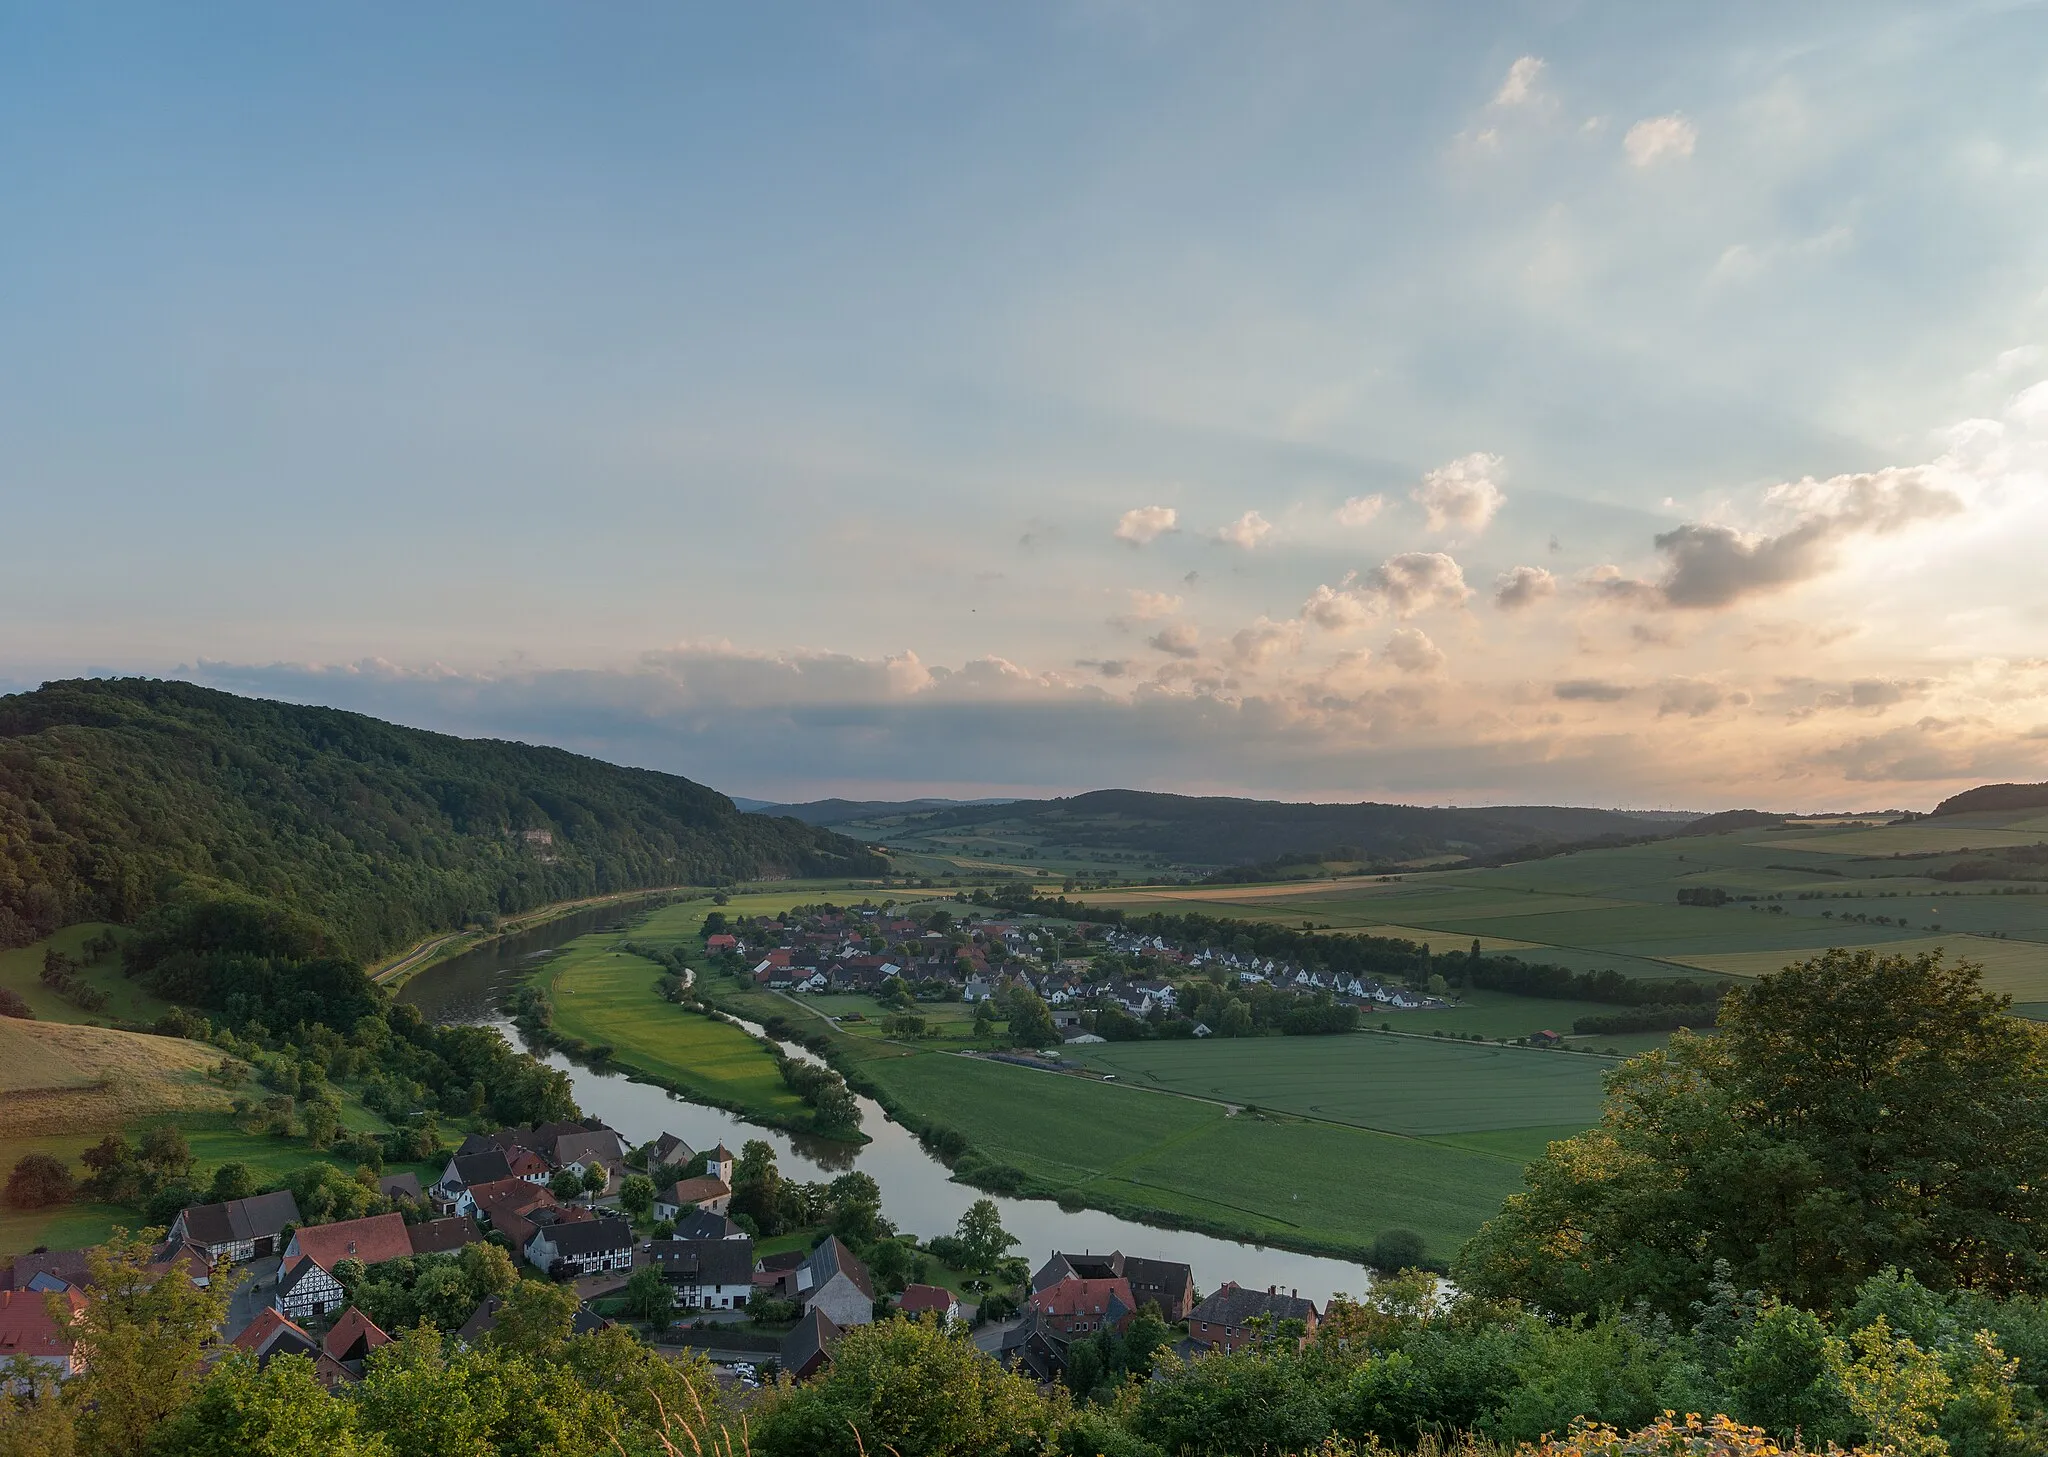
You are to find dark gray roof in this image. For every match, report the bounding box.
[802,1236,873,1300]
[408,1216,481,1256]
[178,1190,302,1247]
[780,1307,842,1375]
[531,1216,632,1258]
[670,1208,743,1242]
[1120,1256,1192,1292]
[377,1172,424,1202]
[5,1248,93,1292]
[649,1238,755,1287]
[1187,1282,1318,1328]
[1032,1250,1122,1291]
[449,1151,514,1188]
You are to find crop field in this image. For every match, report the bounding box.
[1062,1033,1610,1137]
[854,1049,1528,1260]
[533,936,813,1124]
[1673,932,2048,1000]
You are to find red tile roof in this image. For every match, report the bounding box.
[896,1283,957,1317]
[0,1287,83,1365]
[288,1213,414,1272]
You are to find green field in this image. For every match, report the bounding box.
[855,1049,1529,1261]
[1062,1033,1611,1137]
[0,922,174,1025]
[532,935,814,1126]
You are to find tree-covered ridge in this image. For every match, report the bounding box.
[0,677,884,956]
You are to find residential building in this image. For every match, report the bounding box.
[670,1208,746,1242]
[283,1213,414,1273]
[649,1132,694,1170]
[407,1215,481,1257]
[274,1258,349,1321]
[526,1216,634,1278]
[166,1191,301,1264]
[0,1287,85,1379]
[779,1307,842,1382]
[233,1308,351,1386]
[896,1284,960,1323]
[793,1236,874,1327]
[648,1238,756,1309]
[469,1177,587,1254]
[1028,1276,1135,1338]
[996,1309,1069,1382]
[322,1306,393,1379]
[653,1174,732,1220]
[458,1294,608,1346]
[376,1172,425,1205]
[1184,1283,1320,1353]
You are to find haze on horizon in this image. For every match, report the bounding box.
[7,3,2048,811]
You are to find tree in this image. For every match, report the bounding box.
[955,1199,1017,1273]
[1005,989,1057,1049]
[5,1152,75,1210]
[972,1004,996,1041]
[488,1280,581,1357]
[580,1162,609,1197]
[1368,1228,1426,1273]
[138,1124,193,1181]
[829,1172,883,1246]
[146,1351,383,1457]
[209,1162,256,1203]
[548,1169,585,1202]
[619,1174,655,1222]
[1458,949,2048,1318]
[623,1265,676,1328]
[63,1227,236,1457]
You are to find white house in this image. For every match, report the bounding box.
[648,1238,755,1310]
[525,1217,634,1278]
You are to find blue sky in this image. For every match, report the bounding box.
[8,3,2048,807]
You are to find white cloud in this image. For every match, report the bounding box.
[1120,589,1183,621]
[1334,494,1385,527]
[1366,551,1473,616]
[1494,565,1557,610]
[1114,505,1179,545]
[1229,617,1302,667]
[1301,578,1377,631]
[1214,510,1273,549]
[1383,627,1446,675]
[1624,114,1696,167]
[1146,622,1201,658]
[1411,453,1506,534]
[1494,56,1545,107]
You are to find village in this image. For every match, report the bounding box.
[1,1113,1328,1395]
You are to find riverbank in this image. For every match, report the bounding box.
[369,887,705,988]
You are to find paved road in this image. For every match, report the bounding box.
[220,1255,282,1340]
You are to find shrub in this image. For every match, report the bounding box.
[5,1153,75,1209]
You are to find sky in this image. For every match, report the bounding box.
[6,2,2048,810]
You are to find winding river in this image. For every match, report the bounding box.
[401,907,1373,1305]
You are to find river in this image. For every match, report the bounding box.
[400,905,1373,1305]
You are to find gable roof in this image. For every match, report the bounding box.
[651,1132,694,1166]
[5,1248,93,1293]
[233,1306,319,1362]
[408,1215,481,1257]
[648,1238,755,1287]
[800,1236,873,1299]
[0,1287,83,1363]
[549,1128,623,1169]
[322,1306,393,1363]
[896,1283,956,1317]
[531,1215,632,1258]
[276,1257,338,1303]
[176,1190,301,1247]
[448,1150,514,1188]
[1187,1281,1319,1328]
[1030,1276,1134,1324]
[1119,1255,1193,1296]
[459,1294,610,1344]
[376,1172,424,1203]
[780,1306,842,1375]
[658,1175,731,1207]
[289,1213,414,1271]
[670,1208,743,1242]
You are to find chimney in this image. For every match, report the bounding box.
[1268,1284,1276,1295]
[1291,1289,1298,1300]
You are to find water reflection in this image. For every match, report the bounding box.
[402,910,1374,1305]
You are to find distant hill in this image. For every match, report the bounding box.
[1675,809,1788,837]
[887,789,1699,866]
[748,796,1016,826]
[1933,782,2048,817]
[0,678,884,956]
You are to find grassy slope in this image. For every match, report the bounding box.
[0,922,173,1025]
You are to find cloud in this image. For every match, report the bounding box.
[1494,565,1557,611]
[1114,505,1179,545]
[1624,115,1696,167]
[1146,622,1201,658]
[1589,466,1964,610]
[1301,579,1377,631]
[1494,56,1545,107]
[1411,453,1506,534]
[1555,679,1633,702]
[1118,589,1183,623]
[1334,494,1385,527]
[1229,617,1302,667]
[1366,552,1472,616]
[1214,510,1273,549]
[1076,658,1137,679]
[1382,627,1446,675]
[1658,680,1746,718]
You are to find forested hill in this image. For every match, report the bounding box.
[901,789,1700,865]
[0,678,884,956]
[1934,781,2048,816]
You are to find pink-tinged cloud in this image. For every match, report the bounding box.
[1114,505,1179,545]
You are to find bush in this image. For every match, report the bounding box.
[5,1153,75,1209]
[0,987,32,1019]
[1056,1188,1087,1212]
[1368,1228,1426,1272]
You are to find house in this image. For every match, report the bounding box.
[962,977,994,1003]
[648,1238,756,1309]
[4,1248,94,1294]
[996,1309,1070,1382]
[283,1213,415,1274]
[166,1190,301,1264]
[779,1307,842,1382]
[526,1216,634,1278]
[274,1258,348,1321]
[648,1132,694,1170]
[794,1236,874,1327]
[233,1308,351,1386]
[376,1172,425,1205]
[1031,1251,1195,1324]
[706,934,739,955]
[1184,1283,1320,1353]
[548,1128,625,1183]
[321,1306,393,1382]
[434,1150,516,1213]
[458,1294,609,1346]
[0,1287,85,1378]
[469,1177,586,1254]
[670,1208,746,1242]
[654,1175,732,1220]
[1530,1029,1563,1048]
[895,1283,960,1323]
[408,1215,482,1257]
[1028,1276,1135,1338]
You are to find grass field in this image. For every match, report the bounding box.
[0,922,174,1025]
[1061,1033,1611,1137]
[532,937,814,1126]
[855,1049,1529,1260]
[0,1018,235,1136]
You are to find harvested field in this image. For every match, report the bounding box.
[0,1018,235,1136]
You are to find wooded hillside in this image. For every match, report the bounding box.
[0,678,883,956]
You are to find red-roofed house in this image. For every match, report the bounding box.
[0,1287,85,1379]
[1027,1276,1135,1338]
[274,1214,416,1320]
[896,1284,960,1323]
[322,1306,393,1370]
[706,934,739,954]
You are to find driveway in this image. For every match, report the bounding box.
[220,1254,281,1341]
